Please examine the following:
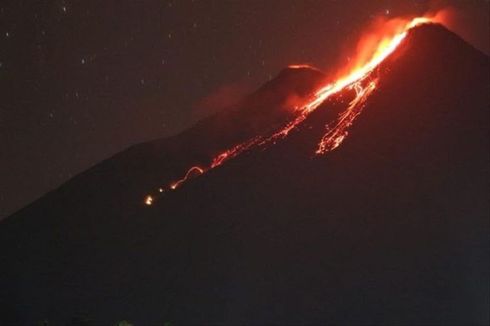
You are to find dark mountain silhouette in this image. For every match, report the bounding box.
[0,24,488,325]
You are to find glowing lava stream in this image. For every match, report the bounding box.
[144,16,435,205]
[316,79,377,154]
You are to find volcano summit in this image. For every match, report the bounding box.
[0,21,488,325]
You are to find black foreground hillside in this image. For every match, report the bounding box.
[1,24,488,325]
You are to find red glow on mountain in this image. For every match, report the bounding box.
[144,13,447,205]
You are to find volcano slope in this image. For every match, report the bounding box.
[0,24,488,325]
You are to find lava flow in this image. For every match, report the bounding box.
[144,14,443,206]
[316,79,378,154]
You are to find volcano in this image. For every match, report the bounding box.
[0,23,488,325]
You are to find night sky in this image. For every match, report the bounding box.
[1,0,488,219]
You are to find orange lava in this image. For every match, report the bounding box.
[144,14,444,206]
[144,195,153,206]
[316,79,377,154]
[169,166,205,190]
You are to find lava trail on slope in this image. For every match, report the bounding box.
[144,15,442,205]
